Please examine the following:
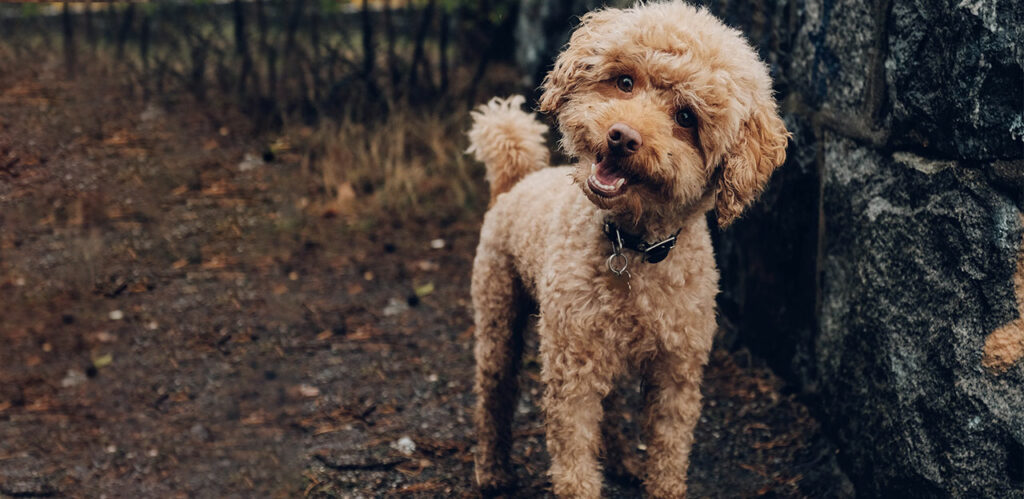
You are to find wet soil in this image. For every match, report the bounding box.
[0,63,851,498]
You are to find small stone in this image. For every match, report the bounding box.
[429,238,445,249]
[108,310,124,321]
[297,384,320,398]
[383,297,410,317]
[94,331,117,343]
[190,424,211,442]
[427,373,439,383]
[105,445,117,454]
[140,103,164,122]
[237,153,265,172]
[391,436,416,456]
[61,369,87,387]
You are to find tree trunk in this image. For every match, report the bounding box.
[360,0,374,79]
[408,0,436,94]
[360,0,379,100]
[256,0,276,103]
[308,1,322,109]
[284,0,304,73]
[382,0,399,94]
[83,1,96,50]
[233,0,253,98]
[140,10,150,82]
[62,2,75,78]
[439,7,449,94]
[115,3,135,61]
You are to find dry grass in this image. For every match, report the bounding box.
[0,13,525,226]
[309,109,487,222]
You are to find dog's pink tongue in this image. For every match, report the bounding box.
[595,160,625,184]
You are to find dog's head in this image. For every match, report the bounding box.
[539,1,789,226]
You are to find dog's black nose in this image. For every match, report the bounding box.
[607,123,642,156]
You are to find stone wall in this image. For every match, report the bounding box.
[516,0,1024,495]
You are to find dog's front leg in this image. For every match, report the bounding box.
[540,329,611,498]
[642,352,706,498]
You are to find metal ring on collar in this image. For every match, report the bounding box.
[607,253,628,275]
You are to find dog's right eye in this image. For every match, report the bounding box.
[616,75,634,93]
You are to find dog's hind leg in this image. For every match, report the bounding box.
[472,251,530,493]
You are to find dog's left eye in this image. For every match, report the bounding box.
[616,75,634,93]
[674,108,697,128]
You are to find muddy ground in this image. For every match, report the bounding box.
[0,63,852,498]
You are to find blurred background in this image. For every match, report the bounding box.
[0,1,1021,497]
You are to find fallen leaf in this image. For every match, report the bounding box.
[201,256,231,270]
[92,353,113,369]
[348,325,377,341]
[269,137,292,154]
[414,282,435,298]
[93,331,117,343]
[103,130,136,146]
[242,410,267,425]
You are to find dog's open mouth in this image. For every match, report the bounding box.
[587,153,629,198]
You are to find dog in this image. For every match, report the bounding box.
[466,2,788,497]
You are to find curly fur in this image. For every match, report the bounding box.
[469,2,789,497]
[467,96,550,206]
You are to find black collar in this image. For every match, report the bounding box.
[603,221,681,264]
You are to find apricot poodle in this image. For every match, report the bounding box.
[466,2,788,497]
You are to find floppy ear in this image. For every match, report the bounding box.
[715,101,789,226]
[538,9,619,114]
[537,45,577,114]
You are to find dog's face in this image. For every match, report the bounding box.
[539,2,789,226]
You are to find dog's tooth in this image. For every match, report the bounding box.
[591,163,597,175]
[614,178,625,189]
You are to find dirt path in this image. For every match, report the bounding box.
[0,65,850,498]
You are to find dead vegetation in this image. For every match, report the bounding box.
[306,111,486,220]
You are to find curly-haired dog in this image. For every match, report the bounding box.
[467,2,788,497]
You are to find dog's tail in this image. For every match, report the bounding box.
[467,95,549,205]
